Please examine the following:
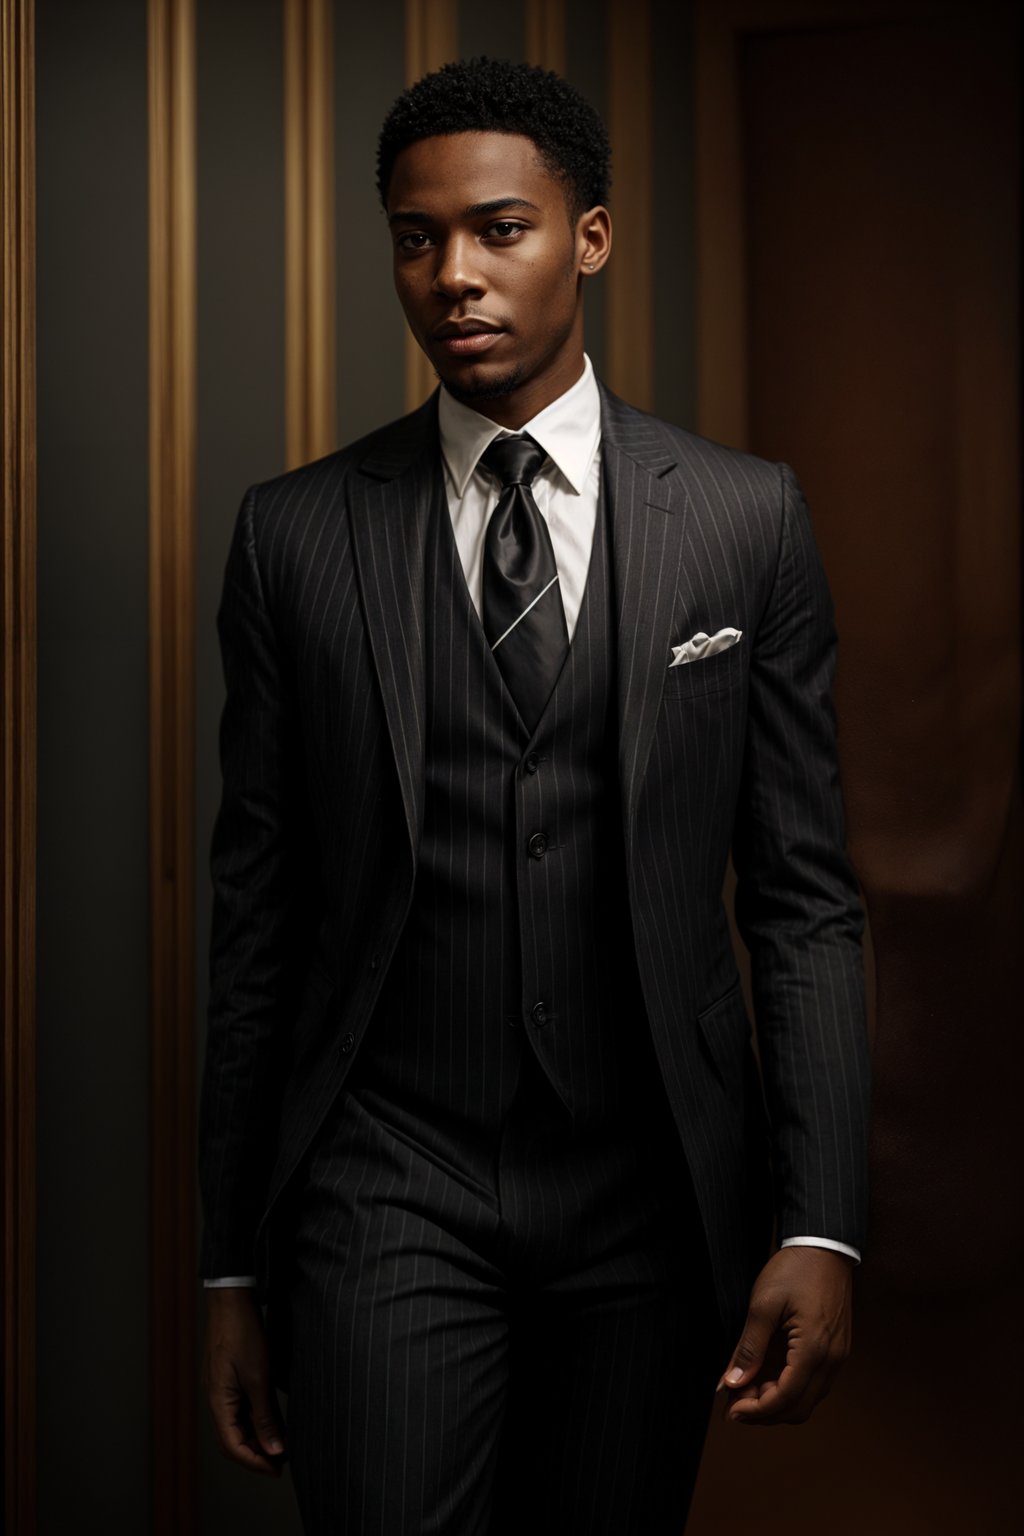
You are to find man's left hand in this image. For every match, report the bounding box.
[718,1246,854,1425]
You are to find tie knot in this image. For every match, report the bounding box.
[480,433,548,489]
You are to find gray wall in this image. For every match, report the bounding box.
[36,2,151,1531]
[194,3,294,1529]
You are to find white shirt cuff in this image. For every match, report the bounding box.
[203,1275,258,1288]
[781,1235,861,1264]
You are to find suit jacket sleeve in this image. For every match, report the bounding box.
[731,463,871,1252]
[198,487,320,1278]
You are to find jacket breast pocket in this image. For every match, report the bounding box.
[662,640,746,700]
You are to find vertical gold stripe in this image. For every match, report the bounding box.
[147,1,196,1530]
[403,0,457,412]
[284,0,336,468]
[606,0,654,411]
[284,0,305,463]
[1,1,37,1529]
[525,0,566,75]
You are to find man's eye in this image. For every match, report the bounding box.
[397,232,431,250]
[487,221,525,240]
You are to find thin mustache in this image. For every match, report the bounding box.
[432,314,513,339]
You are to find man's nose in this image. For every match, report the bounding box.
[430,235,485,298]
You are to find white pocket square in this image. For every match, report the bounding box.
[669,627,743,667]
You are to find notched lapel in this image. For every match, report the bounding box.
[348,393,441,863]
[600,388,691,830]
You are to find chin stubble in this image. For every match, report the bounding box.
[441,362,526,403]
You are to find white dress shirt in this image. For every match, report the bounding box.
[438,353,602,637]
[205,355,859,1285]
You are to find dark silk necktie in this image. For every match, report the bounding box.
[480,433,569,732]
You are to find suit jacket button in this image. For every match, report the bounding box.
[531,1002,548,1027]
[340,1032,355,1055]
[524,753,540,774]
[528,832,548,859]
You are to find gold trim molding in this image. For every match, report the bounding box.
[284,0,336,468]
[403,0,457,411]
[147,0,197,1529]
[1,1,37,1530]
[606,0,653,411]
[525,0,566,75]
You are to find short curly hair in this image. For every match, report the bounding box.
[377,57,611,221]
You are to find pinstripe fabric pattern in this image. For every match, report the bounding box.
[287,1059,722,1534]
[284,484,724,1526]
[355,458,667,1127]
[199,383,870,1346]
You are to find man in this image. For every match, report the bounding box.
[200,58,870,1535]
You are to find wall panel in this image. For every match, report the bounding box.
[458,0,525,62]
[651,0,696,428]
[335,0,406,444]
[285,0,335,466]
[35,0,150,1529]
[193,1,298,1530]
[1,0,37,1529]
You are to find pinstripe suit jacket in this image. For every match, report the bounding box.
[198,382,871,1331]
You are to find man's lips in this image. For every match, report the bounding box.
[432,319,506,356]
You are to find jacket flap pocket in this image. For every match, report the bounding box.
[696,980,751,1095]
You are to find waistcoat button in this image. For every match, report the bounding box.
[528,832,548,859]
[531,1001,548,1026]
[340,1031,355,1055]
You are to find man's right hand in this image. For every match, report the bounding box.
[203,1287,287,1475]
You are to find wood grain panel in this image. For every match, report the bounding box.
[525,0,566,74]
[693,0,945,447]
[285,0,336,466]
[147,0,197,1528]
[1,1,37,1530]
[606,0,653,410]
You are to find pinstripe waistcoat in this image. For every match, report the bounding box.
[199,382,871,1336]
[354,435,661,1135]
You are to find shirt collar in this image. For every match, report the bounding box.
[438,354,601,498]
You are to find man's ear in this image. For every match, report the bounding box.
[577,206,612,275]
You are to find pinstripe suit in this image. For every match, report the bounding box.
[199,382,870,1530]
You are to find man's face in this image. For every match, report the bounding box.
[386,131,606,424]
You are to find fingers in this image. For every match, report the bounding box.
[208,1372,285,1475]
[726,1331,848,1426]
[248,1376,287,1459]
[203,1294,287,1476]
[717,1286,784,1394]
[718,1246,854,1427]
[217,1406,282,1475]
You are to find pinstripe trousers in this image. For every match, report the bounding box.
[285,1047,724,1535]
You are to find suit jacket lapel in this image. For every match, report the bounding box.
[348,383,699,859]
[600,385,692,833]
[348,392,441,864]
